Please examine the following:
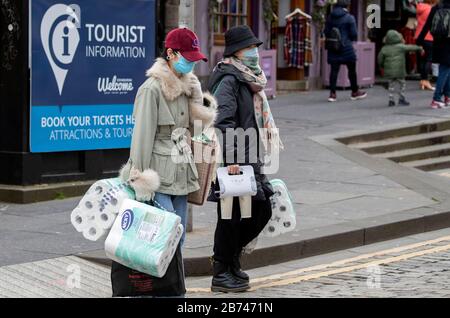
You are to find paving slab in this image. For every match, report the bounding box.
[290,190,362,205]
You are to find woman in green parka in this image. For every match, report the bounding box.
[119,28,217,246]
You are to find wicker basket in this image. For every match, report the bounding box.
[188,138,218,206]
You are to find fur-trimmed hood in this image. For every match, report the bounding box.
[189,92,218,131]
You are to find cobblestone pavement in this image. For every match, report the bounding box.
[2,228,450,298]
[187,229,450,298]
[0,256,111,298]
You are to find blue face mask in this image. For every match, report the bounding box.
[173,55,196,74]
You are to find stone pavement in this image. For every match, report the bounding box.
[1,82,450,275]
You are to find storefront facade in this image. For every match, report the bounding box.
[0,0,378,194]
[192,0,374,92]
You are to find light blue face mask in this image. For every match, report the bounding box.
[241,47,261,73]
[173,54,196,74]
[243,47,259,59]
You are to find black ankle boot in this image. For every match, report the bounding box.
[211,261,249,293]
[230,255,249,283]
[398,97,410,106]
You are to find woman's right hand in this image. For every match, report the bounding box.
[227,165,240,175]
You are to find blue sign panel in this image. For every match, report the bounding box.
[30,0,156,152]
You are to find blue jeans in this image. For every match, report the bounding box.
[434,64,450,102]
[153,192,188,247]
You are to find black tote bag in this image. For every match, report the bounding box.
[111,245,186,298]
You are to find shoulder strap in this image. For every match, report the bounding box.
[150,199,169,212]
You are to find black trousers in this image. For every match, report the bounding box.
[329,61,358,94]
[419,40,433,80]
[213,196,272,265]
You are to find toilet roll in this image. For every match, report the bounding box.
[280,214,295,232]
[157,247,173,277]
[149,222,183,278]
[71,178,136,241]
[105,199,182,278]
[263,222,282,237]
[262,179,296,238]
[162,224,183,273]
[220,197,234,220]
[175,224,183,243]
[82,225,107,241]
[79,194,101,213]
[101,180,135,214]
[239,195,252,219]
[95,211,116,230]
[263,213,296,237]
[167,225,180,251]
[70,207,91,233]
[97,179,135,216]
[278,196,297,233]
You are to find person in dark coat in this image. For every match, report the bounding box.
[417,0,450,109]
[324,0,367,102]
[207,25,282,293]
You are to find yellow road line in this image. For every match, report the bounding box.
[250,243,450,291]
[250,235,450,285]
[187,236,450,294]
[188,287,213,293]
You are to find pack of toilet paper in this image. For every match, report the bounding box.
[105,199,183,278]
[263,179,296,238]
[70,178,136,241]
[216,165,258,198]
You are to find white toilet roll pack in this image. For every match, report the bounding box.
[70,178,136,242]
[216,166,257,198]
[216,166,257,220]
[105,199,182,278]
[263,179,296,238]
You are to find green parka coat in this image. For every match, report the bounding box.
[378,30,422,79]
[119,58,217,201]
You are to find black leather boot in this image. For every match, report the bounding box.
[211,260,249,293]
[398,97,410,106]
[230,254,249,283]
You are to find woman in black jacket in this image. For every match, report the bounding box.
[207,25,282,293]
[417,0,450,108]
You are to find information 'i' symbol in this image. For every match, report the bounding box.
[62,26,70,56]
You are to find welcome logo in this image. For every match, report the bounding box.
[41,4,81,95]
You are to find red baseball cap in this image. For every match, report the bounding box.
[165,28,208,62]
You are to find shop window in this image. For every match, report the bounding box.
[212,0,252,45]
